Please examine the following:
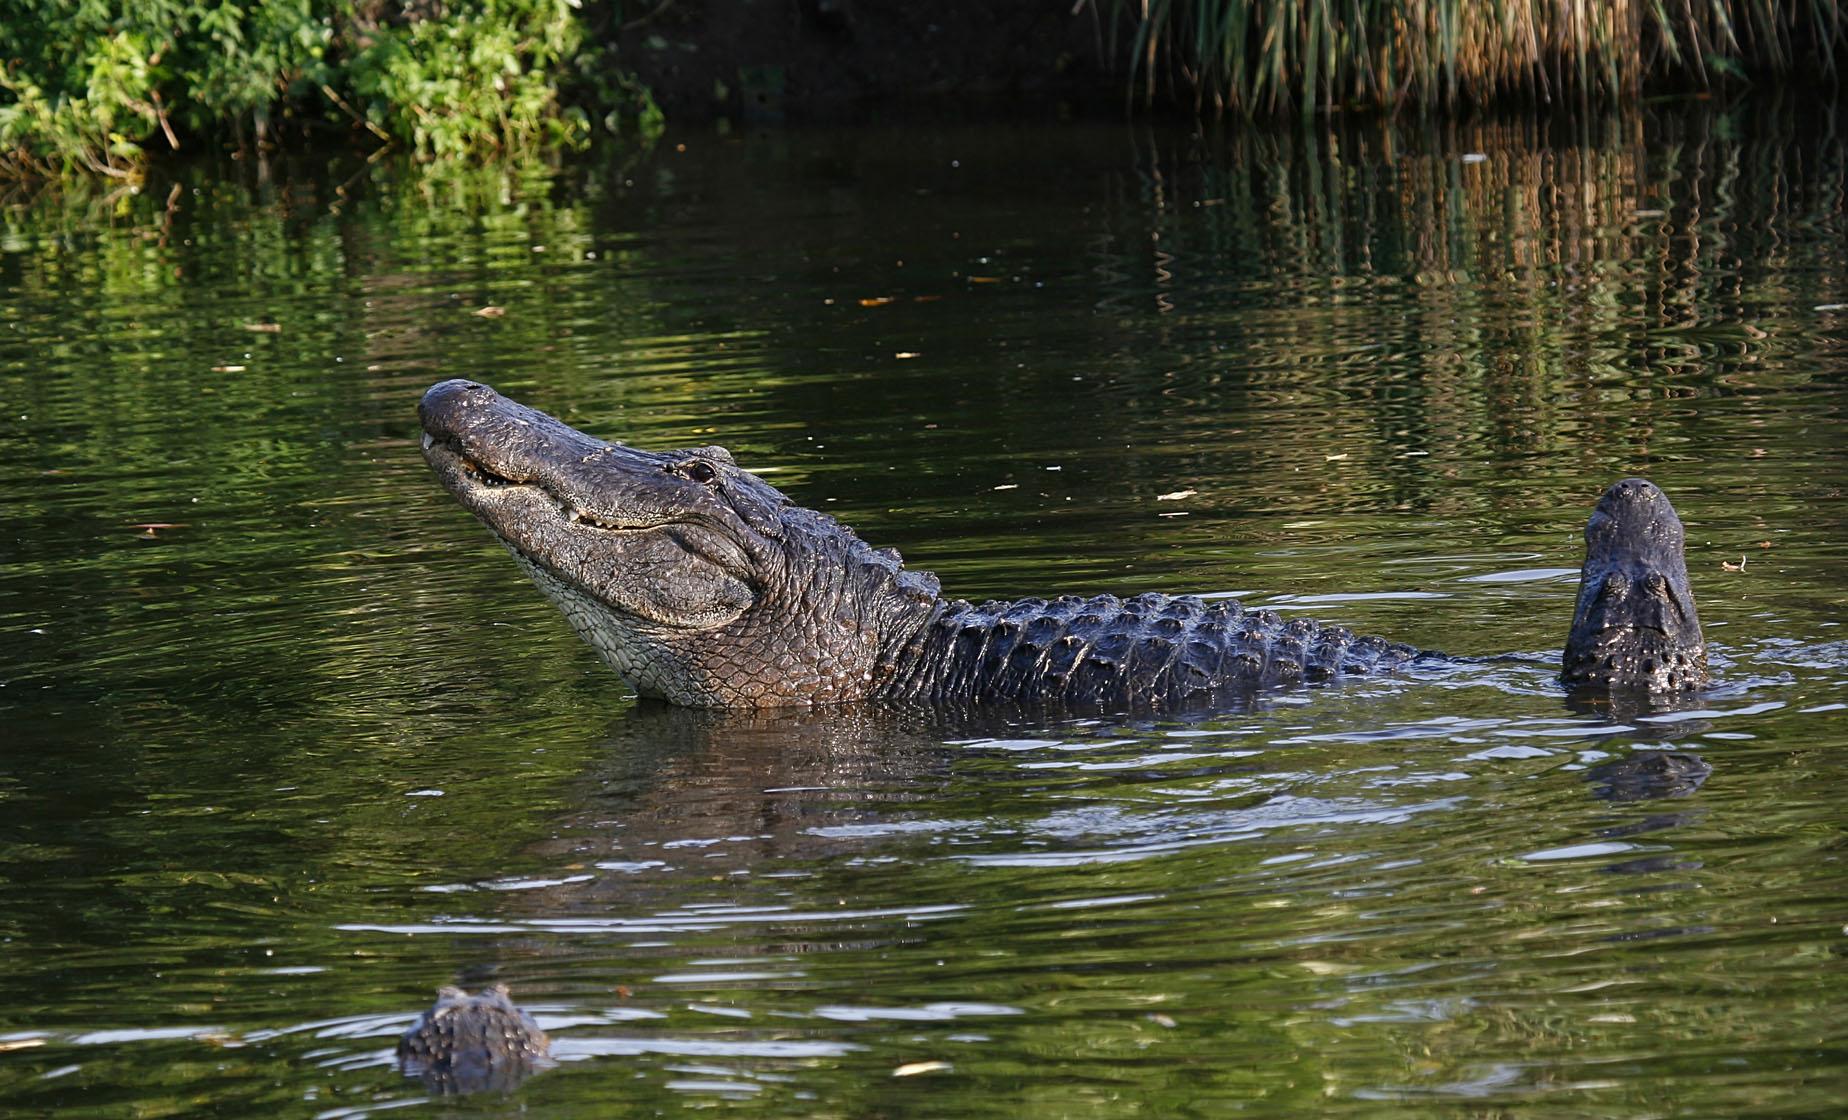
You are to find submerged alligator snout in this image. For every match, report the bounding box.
[419,379,1709,708]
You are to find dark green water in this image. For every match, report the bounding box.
[1,104,1844,1117]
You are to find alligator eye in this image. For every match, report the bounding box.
[1602,573,1630,599]
[680,460,718,485]
[1645,573,1669,595]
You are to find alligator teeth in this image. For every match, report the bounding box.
[567,507,644,532]
[457,455,519,488]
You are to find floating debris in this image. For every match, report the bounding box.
[128,522,187,539]
[472,306,506,318]
[1156,489,1196,501]
[892,1061,952,1078]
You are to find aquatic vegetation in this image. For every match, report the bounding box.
[1110,0,1845,113]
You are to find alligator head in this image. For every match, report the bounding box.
[398,984,551,1094]
[419,379,940,707]
[1562,478,1707,693]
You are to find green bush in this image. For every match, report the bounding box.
[345,0,585,160]
[0,0,617,179]
[0,1,331,177]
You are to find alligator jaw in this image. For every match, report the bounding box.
[420,428,536,516]
[1562,478,1708,693]
[421,429,656,538]
[418,380,676,534]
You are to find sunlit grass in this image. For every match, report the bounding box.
[1109,0,1845,113]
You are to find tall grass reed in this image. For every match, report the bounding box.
[1109,0,1845,113]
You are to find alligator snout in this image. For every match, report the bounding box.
[418,378,501,436]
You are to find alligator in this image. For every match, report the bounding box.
[417,379,1708,709]
[397,985,551,1094]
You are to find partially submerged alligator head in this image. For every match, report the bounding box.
[397,985,550,1094]
[1560,477,1707,691]
[419,379,1708,708]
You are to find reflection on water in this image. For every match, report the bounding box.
[0,101,1843,1116]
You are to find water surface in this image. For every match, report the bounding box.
[1,104,1843,1116]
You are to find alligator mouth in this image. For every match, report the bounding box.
[422,431,664,533]
[458,452,521,491]
[423,430,531,496]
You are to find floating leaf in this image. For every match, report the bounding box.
[130,522,187,539]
